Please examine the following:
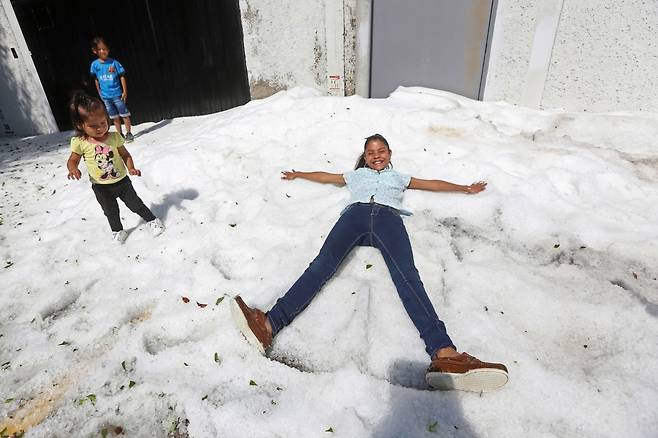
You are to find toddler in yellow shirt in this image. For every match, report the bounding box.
[66,92,164,243]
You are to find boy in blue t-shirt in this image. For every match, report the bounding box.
[90,37,134,142]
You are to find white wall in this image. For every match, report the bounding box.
[238,0,327,99]
[485,0,658,112]
[238,0,368,99]
[353,0,372,97]
[543,0,658,112]
[0,0,57,137]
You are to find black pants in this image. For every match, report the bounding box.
[92,177,156,232]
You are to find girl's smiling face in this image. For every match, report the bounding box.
[79,109,109,140]
[364,139,392,171]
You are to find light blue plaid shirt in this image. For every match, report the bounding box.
[343,167,412,215]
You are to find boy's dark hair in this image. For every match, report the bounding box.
[354,133,391,169]
[91,36,108,50]
[69,91,106,137]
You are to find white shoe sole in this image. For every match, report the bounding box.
[147,220,165,237]
[112,231,128,243]
[230,298,266,355]
[426,368,508,392]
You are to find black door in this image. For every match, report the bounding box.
[11,0,250,130]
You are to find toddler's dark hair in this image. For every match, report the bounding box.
[91,36,108,50]
[354,133,391,169]
[69,91,106,137]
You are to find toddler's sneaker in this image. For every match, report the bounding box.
[147,218,165,236]
[426,352,508,392]
[112,229,128,243]
[125,132,134,143]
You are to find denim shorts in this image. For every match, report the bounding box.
[102,96,131,119]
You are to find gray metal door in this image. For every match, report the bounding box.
[370,0,496,99]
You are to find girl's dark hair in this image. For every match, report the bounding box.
[354,133,391,169]
[69,91,106,137]
[91,36,108,50]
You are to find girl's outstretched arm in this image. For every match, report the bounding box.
[281,171,345,185]
[408,177,487,194]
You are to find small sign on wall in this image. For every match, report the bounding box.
[328,74,344,96]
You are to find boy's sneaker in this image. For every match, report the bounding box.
[426,352,508,392]
[230,296,272,355]
[147,218,165,236]
[125,132,134,143]
[112,229,128,243]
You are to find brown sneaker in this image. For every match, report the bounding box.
[426,352,508,392]
[230,296,272,355]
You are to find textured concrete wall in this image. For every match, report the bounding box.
[482,0,538,105]
[543,0,658,112]
[238,0,364,99]
[343,0,358,96]
[239,0,327,99]
[353,0,372,97]
[484,0,658,112]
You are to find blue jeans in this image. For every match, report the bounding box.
[267,202,455,357]
[102,96,131,119]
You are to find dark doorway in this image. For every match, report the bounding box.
[11,0,250,131]
[370,0,496,99]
